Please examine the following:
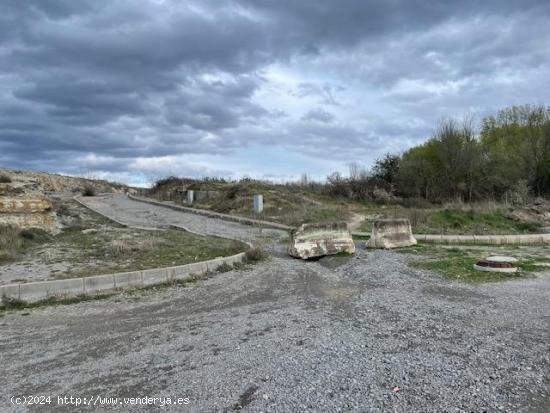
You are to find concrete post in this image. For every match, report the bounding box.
[253,194,263,214]
[186,190,194,204]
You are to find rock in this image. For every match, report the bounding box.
[0,196,52,213]
[366,218,417,249]
[288,222,355,259]
[0,195,55,231]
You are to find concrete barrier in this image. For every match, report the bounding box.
[288,222,355,259]
[366,219,417,249]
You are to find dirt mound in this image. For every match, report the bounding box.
[0,168,133,195]
[0,168,134,232]
[506,201,550,226]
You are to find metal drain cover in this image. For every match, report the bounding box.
[473,256,518,273]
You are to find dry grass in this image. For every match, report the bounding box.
[0,225,23,262]
[106,237,162,257]
[245,246,267,262]
[0,225,22,250]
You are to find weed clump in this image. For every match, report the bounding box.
[0,225,22,251]
[82,185,96,196]
[245,247,267,262]
[0,174,12,183]
[0,296,27,311]
[19,228,50,242]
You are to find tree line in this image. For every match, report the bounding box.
[327,105,550,204]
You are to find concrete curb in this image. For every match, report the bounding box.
[128,194,292,231]
[415,233,550,245]
[0,197,252,304]
[354,231,550,245]
[0,251,247,303]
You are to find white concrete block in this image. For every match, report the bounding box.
[113,271,142,288]
[141,268,169,286]
[84,274,116,293]
[253,194,263,213]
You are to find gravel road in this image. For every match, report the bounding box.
[0,194,548,412]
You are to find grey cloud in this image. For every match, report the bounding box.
[0,0,549,180]
[301,108,334,123]
[294,83,342,105]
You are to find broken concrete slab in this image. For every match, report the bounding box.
[288,222,355,259]
[366,218,417,249]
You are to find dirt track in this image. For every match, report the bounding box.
[1,194,549,412]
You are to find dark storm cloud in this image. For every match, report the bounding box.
[0,0,549,179]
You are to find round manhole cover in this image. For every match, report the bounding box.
[473,256,518,273]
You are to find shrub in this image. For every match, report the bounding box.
[0,174,12,183]
[152,176,181,191]
[504,179,530,206]
[0,225,22,251]
[19,228,50,242]
[82,185,96,196]
[216,262,233,273]
[245,247,267,262]
[0,296,27,311]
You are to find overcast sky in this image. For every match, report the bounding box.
[1,1,549,186]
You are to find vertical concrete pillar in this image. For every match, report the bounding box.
[253,194,263,214]
[186,190,194,204]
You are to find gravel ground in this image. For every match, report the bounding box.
[0,194,549,412]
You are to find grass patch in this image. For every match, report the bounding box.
[414,209,539,235]
[0,293,114,313]
[404,244,550,282]
[52,227,246,279]
[359,207,541,235]
[0,174,12,183]
[334,250,354,257]
[0,225,53,264]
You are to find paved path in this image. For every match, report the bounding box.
[81,194,285,244]
[1,194,549,412]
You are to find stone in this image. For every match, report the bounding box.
[366,218,417,249]
[0,196,51,213]
[288,222,355,259]
[253,194,263,214]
